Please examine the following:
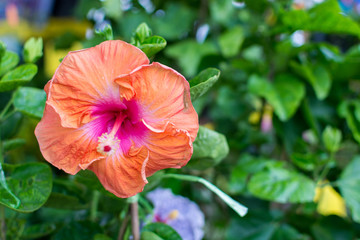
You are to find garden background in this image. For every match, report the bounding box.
[1,0,360,239]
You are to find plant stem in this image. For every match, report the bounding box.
[117,214,130,240]
[0,127,3,165]
[90,190,100,222]
[130,201,140,240]
[318,152,335,183]
[0,206,5,240]
[0,98,13,121]
[162,173,248,217]
[1,110,15,123]
[0,126,6,240]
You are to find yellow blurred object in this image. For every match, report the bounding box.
[45,41,83,78]
[0,18,90,42]
[263,104,273,117]
[203,122,215,130]
[265,9,277,26]
[314,182,347,218]
[249,111,261,125]
[167,209,179,220]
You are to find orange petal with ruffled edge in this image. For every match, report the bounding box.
[114,62,198,141]
[88,145,149,198]
[35,105,104,175]
[144,123,193,176]
[47,40,149,128]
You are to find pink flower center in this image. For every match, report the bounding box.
[90,99,148,155]
[154,210,180,223]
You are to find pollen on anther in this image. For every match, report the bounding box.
[97,133,120,155]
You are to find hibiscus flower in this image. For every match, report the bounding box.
[147,188,205,240]
[35,40,198,198]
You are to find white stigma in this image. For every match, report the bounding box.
[96,133,120,156]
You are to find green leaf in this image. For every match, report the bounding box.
[141,231,164,240]
[151,3,196,41]
[52,220,103,240]
[338,100,360,144]
[242,45,263,63]
[0,51,19,77]
[210,0,236,25]
[290,153,317,171]
[229,169,248,194]
[22,223,56,239]
[248,166,316,203]
[3,138,26,152]
[281,0,360,37]
[338,156,360,223]
[227,211,305,240]
[0,64,37,92]
[229,154,274,194]
[311,215,354,240]
[187,126,228,170]
[131,23,166,58]
[13,87,46,119]
[189,68,220,101]
[138,36,167,58]
[322,126,342,153]
[6,219,26,239]
[1,162,52,212]
[133,22,152,43]
[44,192,88,210]
[94,234,113,240]
[226,211,276,240]
[23,37,43,63]
[165,40,218,77]
[271,224,305,240]
[74,170,116,197]
[0,41,6,63]
[0,162,20,209]
[102,0,122,19]
[142,223,182,240]
[219,26,244,57]
[319,44,343,63]
[95,24,113,41]
[163,174,248,217]
[248,74,305,121]
[291,62,331,100]
[0,112,22,140]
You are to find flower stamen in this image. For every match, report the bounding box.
[97,115,124,156]
[167,209,179,220]
[97,133,120,155]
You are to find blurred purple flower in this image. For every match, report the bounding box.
[302,129,318,145]
[261,114,272,133]
[261,104,273,133]
[147,188,205,240]
[3,0,54,27]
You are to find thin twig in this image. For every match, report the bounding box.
[0,206,6,240]
[117,214,130,240]
[0,98,13,121]
[0,124,6,240]
[318,152,335,182]
[131,201,140,240]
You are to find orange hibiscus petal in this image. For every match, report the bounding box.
[144,123,193,176]
[47,40,149,128]
[114,62,199,141]
[35,105,105,174]
[88,146,149,198]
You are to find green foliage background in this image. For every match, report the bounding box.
[2,0,360,239]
